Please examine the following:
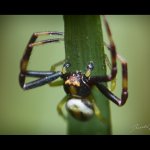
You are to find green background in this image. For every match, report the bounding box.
[0,15,150,134]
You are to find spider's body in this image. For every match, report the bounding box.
[19,16,128,121]
[62,70,94,121]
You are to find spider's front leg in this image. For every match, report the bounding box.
[102,23,128,105]
[19,31,64,90]
[89,16,128,106]
[89,16,117,84]
[96,52,128,106]
[97,16,128,106]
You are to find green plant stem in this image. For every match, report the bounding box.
[64,15,111,135]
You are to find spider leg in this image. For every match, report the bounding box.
[103,42,128,105]
[117,53,128,101]
[105,54,116,91]
[96,82,127,106]
[96,52,128,106]
[50,59,65,71]
[89,16,117,84]
[29,38,64,47]
[20,31,63,75]
[33,31,63,36]
[91,15,128,106]
[19,31,63,90]
[25,71,55,78]
[88,95,107,123]
[20,71,62,90]
[90,96,102,120]
[49,60,71,87]
[57,95,69,120]
[49,59,65,86]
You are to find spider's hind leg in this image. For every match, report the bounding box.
[57,95,69,121]
[89,95,107,124]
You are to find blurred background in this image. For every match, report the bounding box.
[0,15,150,135]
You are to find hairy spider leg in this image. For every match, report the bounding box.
[19,31,64,90]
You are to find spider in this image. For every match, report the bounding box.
[19,16,128,122]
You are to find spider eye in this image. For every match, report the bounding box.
[66,98,94,121]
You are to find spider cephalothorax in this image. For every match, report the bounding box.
[63,72,91,97]
[19,16,128,121]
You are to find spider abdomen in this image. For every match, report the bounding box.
[66,98,94,121]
